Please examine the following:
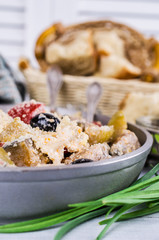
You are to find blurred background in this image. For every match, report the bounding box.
[1,0,159,122]
[0,0,159,69]
[1,0,159,157]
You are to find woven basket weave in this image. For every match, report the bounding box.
[22,68,159,116]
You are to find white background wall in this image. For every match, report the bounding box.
[0,0,159,68]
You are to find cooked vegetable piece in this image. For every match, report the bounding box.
[108,110,127,142]
[4,138,41,167]
[110,130,140,156]
[85,124,114,144]
[0,110,13,133]
[0,117,32,143]
[0,147,14,166]
[65,143,111,164]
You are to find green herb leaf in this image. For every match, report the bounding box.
[154,134,159,143]
[100,204,159,225]
[148,201,159,208]
[105,206,115,219]
[54,208,107,240]
[96,204,135,240]
[132,163,159,185]
[0,208,79,230]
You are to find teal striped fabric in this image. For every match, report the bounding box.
[0,55,22,104]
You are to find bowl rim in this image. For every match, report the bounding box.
[0,122,153,180]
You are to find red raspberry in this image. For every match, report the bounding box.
[8,100,45,124]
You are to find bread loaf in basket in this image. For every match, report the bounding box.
[19,20,159,117]
[35,20,159,81]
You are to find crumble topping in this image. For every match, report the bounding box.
[0,110,13,133]
[0,115,89,165]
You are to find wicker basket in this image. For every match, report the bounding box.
[22,67,159,116]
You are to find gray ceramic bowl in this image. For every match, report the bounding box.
[0,115,153,220]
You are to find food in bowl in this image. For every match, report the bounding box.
[0,100,140,167]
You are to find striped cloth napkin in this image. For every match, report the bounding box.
[0,55,23,104]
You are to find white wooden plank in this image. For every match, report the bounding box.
[78,0,159,15]
[24,0,52,64]
[0,10,24,25]
[0,45,24,57]
[0,28,24,41]
[0,0,25,8]
[50,0,78,25]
